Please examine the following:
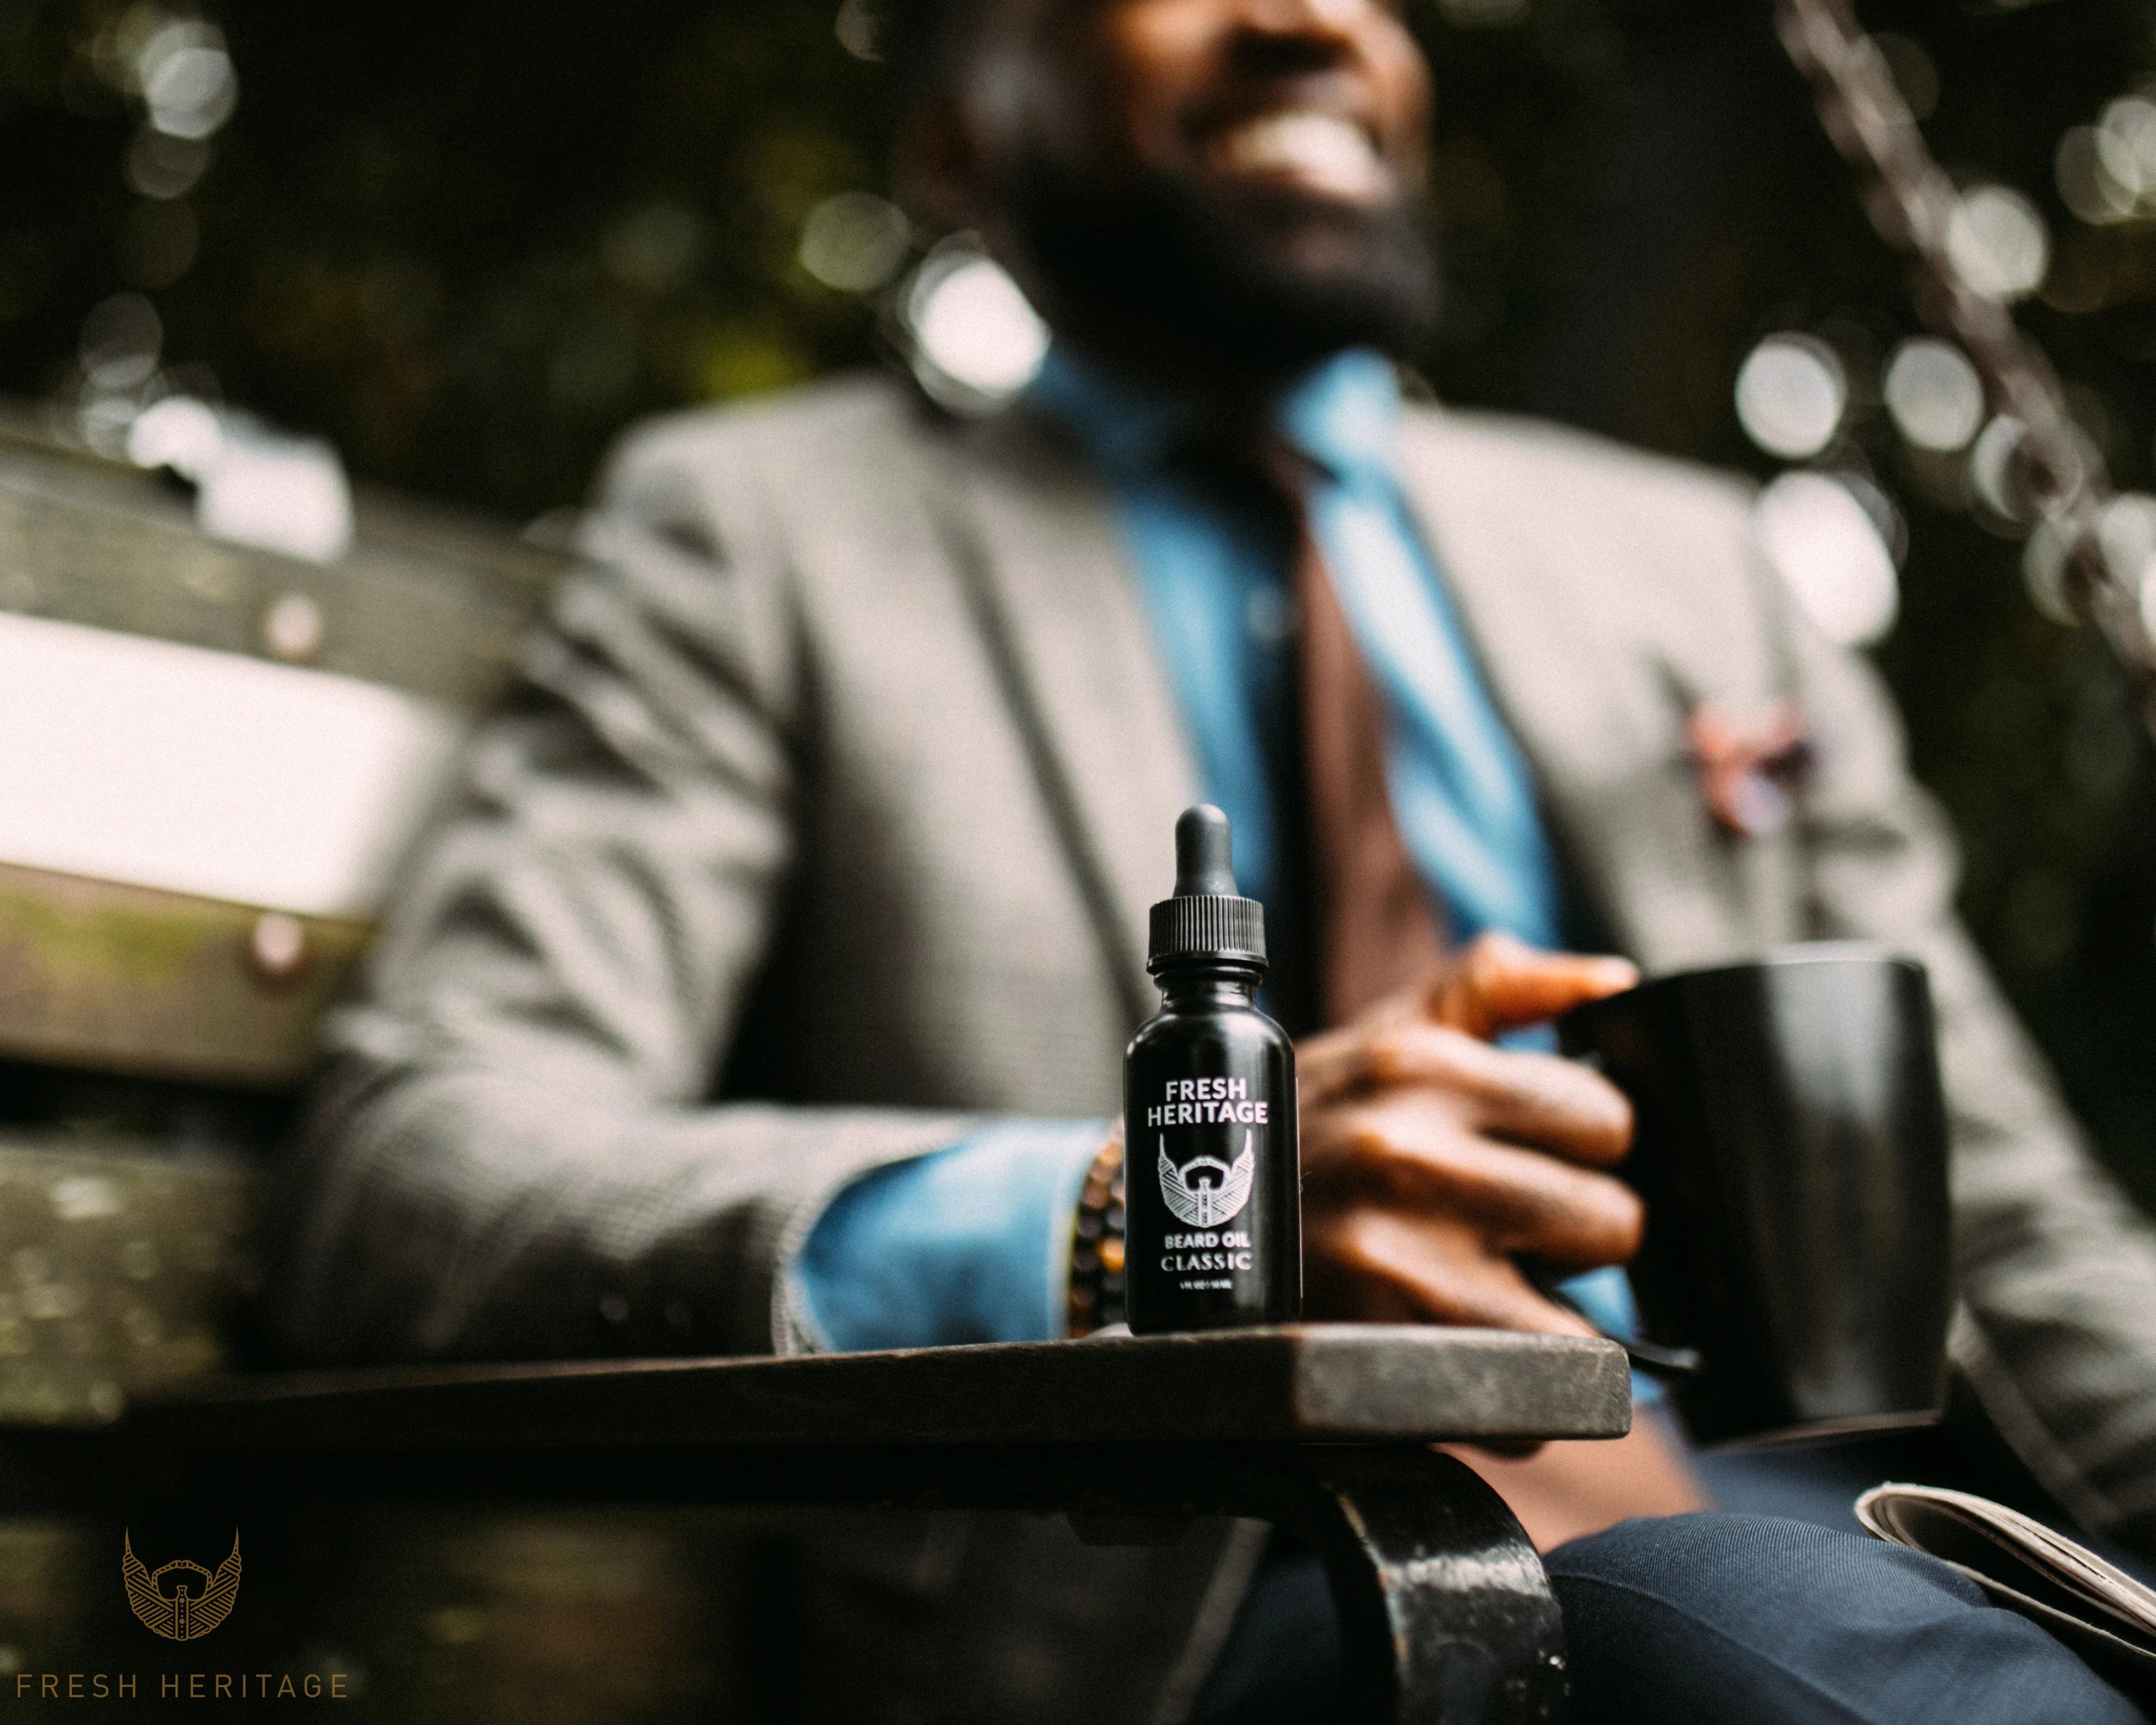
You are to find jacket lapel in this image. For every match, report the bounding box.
[1393,408,1780,970]
[933,407,1199,1025]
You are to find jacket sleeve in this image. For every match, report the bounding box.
[1771,568,2156,1550]
[264,419,975,1366]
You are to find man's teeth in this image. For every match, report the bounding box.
[1216,112,1384,194]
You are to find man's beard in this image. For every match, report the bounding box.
[1004,143,1438,379]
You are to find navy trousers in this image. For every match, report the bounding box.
[1189,1513,2148,1725]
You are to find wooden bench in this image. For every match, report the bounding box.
[0,423,1630,1721]
[0,1326,1629,1723]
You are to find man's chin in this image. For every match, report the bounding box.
[1009,158,1437,379]
[1214,253,1434,376]
[1253,197,1425,305]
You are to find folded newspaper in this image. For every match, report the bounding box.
[1857,1484,2156,1698]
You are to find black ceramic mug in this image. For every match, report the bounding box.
[1559,943,1953,1447]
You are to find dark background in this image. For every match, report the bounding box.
[3,0,2154,1201]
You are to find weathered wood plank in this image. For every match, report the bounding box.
[0,1137,253,1426]
[0,428,563,710]
[0,862,370,1085]
[127,1327,1633,1450]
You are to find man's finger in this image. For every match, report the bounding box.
[1306,1098,1645,1268]
[1297,937,1638,1100]
[1301,1022,1633,1165]
[1304,1207,1599,1335]
[1427,932,1638,1040]
[1297,1020,1383,1104]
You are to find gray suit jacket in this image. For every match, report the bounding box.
[272,373,2156,1720]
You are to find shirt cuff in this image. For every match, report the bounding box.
[790,1121,1110,1354]
[1557,1263,1663,1406]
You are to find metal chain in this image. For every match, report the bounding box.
[1772,0,2156,691]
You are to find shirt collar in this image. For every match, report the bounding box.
[1027,344,1404,487]
[1274,347,1403,485]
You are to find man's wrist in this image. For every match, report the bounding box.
[795,1121,1110,1352]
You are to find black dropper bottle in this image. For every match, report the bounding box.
[1124,806,1302,1334]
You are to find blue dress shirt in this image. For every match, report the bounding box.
[792,348,1636,1355]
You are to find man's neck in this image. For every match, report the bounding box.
[1042,320,1318,427]
[1030,340,1404,494]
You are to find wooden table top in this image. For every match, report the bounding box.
[124,1325,1633,1452]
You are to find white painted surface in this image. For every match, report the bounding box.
[0,610,462,915]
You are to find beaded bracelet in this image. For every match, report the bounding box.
[1066,1134,1127,1338]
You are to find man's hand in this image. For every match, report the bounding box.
[1299,933,1644,1335]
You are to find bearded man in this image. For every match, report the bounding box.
[272,1,2156,1719]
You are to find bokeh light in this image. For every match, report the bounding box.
[2095,97,2156,208]
[1969,415,2037,529]
[126,395,222,477]
[2021,521,2078,627]
[2058,126,2138,226]
[902,243,1050,412]
[124,130,211,201]
[1734,333,1848,460]
[2091,493,2156,644]
[77,293,161,391]
[1945,185,2051,303]
[125,393,352,566]
[799,192,912,295]
[137,21,239,141]
[833,0,881,60]
[1755,471,1900,647]
[191,420,354,566]
[1883,338,1986,452]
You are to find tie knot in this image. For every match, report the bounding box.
[1169,426,1322,543]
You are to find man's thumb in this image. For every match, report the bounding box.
[1429,933,1639,1040]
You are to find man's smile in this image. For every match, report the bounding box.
[1203,107,1390,202]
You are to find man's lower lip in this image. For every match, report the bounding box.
[1203,163,1391,203]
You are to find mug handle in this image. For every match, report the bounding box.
[1529,1272,1704,1379]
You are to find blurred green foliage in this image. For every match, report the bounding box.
[4,0,2156,1200]
[0,0,903,501]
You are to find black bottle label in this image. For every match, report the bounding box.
[1148,1080,1267,1286]
[1125,1035,1300,1332]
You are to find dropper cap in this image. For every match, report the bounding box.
[1147,805,1268,975]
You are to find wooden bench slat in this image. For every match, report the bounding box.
[0,431,563,710]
